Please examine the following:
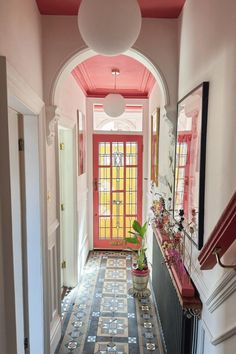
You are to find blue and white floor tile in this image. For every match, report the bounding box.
[55,251,164,354]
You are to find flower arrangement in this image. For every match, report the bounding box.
[151,197,185,268]
[151,195,198,297]
[151,195,197,277]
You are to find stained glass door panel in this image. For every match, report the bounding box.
[93,135,143,249]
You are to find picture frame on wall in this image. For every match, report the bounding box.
[173,82,209,250]
[150,108,160,185]
[77,109,85,175]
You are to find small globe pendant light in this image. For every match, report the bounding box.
[103,69,125,118]
[78,0,142,56]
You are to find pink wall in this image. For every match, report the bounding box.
[0,0,43,97]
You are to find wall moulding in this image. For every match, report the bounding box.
[164,104,177,132]
[46,105,60,145]
[200,287,236,347]
[206,269,236,313]
[211,324,236,346]
[6,61,44,115]
[48,218,60,237]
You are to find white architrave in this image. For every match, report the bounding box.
[2,57,50,354]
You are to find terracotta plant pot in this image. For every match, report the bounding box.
[131,268,149,293]
[128,267,151,298]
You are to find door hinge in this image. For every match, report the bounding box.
[61,203,65,211]
[24,337,29,350]
[19,138,24,151]
[61,260,66,269]
[60,142,65,150]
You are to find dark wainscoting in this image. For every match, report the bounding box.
[152,234,196,354]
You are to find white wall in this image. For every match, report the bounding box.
[0,0,43,97]
[57,73,86,119]
[149,82,175,201]
[147,83,176,277]
[46,73,88,351]
[0,202,6,354]
[178,1,236,353]
[42,16,178,107]
[0,2,49,351]
[58,74,89,280]
[0,0,44,345]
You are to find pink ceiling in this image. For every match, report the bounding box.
[36,0,185,18]
[72,55,156,98]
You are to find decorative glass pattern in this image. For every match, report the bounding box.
[93,105,143,132]
[97,141,139,241]
[99,142,110,166]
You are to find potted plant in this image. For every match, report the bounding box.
[125,220,150,297]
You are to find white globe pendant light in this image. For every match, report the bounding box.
[78,0,142,56]
[103,69,125,118]
[104,93,125,118]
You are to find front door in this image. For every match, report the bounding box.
[93,134,143,249]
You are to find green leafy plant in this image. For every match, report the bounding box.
[125,220,148,270]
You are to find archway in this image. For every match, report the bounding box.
[47,47,174,352]
[50,47,170,108]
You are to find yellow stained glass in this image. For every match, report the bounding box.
[97,139,140,243]
[126,142,138,165]
[126,192,137,215]
[99,143,110,166]
[112,166,124,179]
[112,192,124,216]
[99,228,111,240]
[99,217,110,240]
[99,192,110,205]
[126,179,137,192]
[126,167,137,179]
[112,166,124,191]
[99,167,110,179]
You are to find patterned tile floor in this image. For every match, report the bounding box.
[55,251,164,354]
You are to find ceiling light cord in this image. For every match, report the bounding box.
[112,68,120,92]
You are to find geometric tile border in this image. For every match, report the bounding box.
[55,251,164,354]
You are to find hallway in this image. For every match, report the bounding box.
[56,251,164,354]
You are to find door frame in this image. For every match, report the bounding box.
[58,120,78,288]
[0,57,49,353]
[87,98,149,251]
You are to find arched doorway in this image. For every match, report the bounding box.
[48,47,171,352]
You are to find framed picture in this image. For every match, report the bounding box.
[77,110,85,175]
[150,108,160,185]
[173,82,209,249]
